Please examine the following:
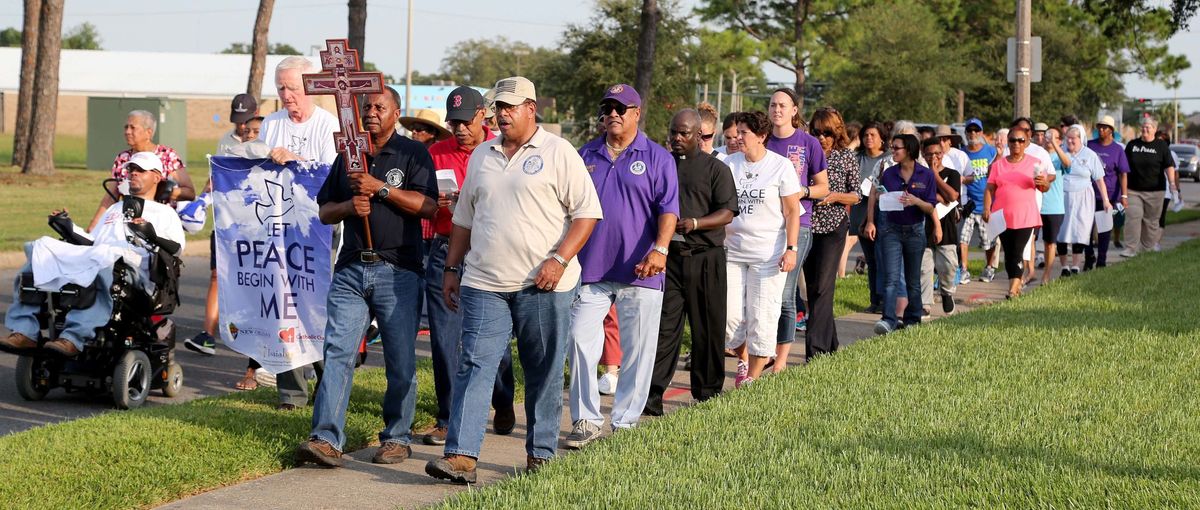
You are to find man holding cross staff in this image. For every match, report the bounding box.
[295,40,438,467]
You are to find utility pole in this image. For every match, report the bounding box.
[403,0,413,116]
[1014,0,1031,119]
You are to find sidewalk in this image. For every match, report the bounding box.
[160,219,1200,510]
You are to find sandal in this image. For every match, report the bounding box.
[234,375,259,391]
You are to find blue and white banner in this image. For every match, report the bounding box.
[211,157,333,374]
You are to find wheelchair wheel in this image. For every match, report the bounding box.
[161,362,183,398]
[15,355,50,401]
[112,350,152,409]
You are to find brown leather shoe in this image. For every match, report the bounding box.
[422,425,447,445]
[526,455,549,473]
[371,441,412,464]
[44,338,80,357]
[425,454,477,484]
[295,438,343,468]
[493,406,516,435]
[1,333,37,350]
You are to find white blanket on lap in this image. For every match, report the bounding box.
[30,236,138,291]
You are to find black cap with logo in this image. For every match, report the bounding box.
[229,93,258,124]
[445,86,485,123]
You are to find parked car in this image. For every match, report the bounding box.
[1170,144,1199,182]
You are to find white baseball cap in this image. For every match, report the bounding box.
[492,76,536,106]
[121,151,165,175]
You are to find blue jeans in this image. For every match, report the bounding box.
[446,284,576,461]
[425,237,515,427]
[5,242,116,351]
[310,261,421,451]
[880,221,926,327]
[777,227,813,344]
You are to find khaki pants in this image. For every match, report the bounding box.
[1125,190,1165,253]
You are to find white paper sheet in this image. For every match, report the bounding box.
[935,201,959,219]
[860,178,873,197]
[1094,210,1114,233]
[987,209,1007,241]
[435,169,459,194]
[878,191,905,211]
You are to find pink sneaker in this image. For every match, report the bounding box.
[734,359,749,388]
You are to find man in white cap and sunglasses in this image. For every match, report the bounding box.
[3,152,185,357]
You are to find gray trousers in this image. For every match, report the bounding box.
[1125,189,1165,253]
[921,245,959,306]
[279,362,323,406]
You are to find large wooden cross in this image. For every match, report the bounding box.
[302,38,386,247]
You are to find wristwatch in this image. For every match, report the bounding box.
[786,245,799,252]
[653,245,669,256]
[374,185,391,201]
[552,253,569,267]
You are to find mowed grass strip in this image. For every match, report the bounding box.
[2,164,214,252]
[437,240,1200,509]
[0,361,480,510]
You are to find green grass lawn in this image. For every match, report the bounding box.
[0,166,214,252]
[0,360,523,509]
[438,239,1200,509]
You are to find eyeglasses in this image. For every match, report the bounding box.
[496,101,530,114]
[924,151,944,158]
[891,145,906,151]
[700,133,715,141]
[599,103,635,116]
[1008,137,1028,144]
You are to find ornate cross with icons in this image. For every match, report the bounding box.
[301,38,386,248]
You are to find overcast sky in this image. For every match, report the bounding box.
[1,0,1197,112]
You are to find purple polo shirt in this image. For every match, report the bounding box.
[1087,139,1130,203]
[766,130,826,228]
[578,131,680,290]
[878,163,939,225]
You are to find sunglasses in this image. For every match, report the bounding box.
[1008,137,1028,144]
[410,125,435,134]
[599,103,634,116]
[811,129,835,138]
[966,127,982,132]
[700,133,715,141]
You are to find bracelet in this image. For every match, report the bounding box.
[691,218,699,231]
[552,253,569,267]
[444,266,460,274]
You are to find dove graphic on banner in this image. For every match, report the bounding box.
[210,156,333,374]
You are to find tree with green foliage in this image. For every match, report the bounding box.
[697,0,868,116]
[817,1,984,123]
[1,22,101,49]
[220,42,300,55]
[1079,0,1197,88]
[692,29,768,115]
[437,36,562,88]
[550,0,697,141]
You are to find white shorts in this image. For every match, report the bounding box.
[725,260,788,358]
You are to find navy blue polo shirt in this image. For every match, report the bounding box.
[317,132,436,271]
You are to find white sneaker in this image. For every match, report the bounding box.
[1119,249,1137,258]
[254,368,277,388]
[598,371,618,395]
[1152,244,1162,252]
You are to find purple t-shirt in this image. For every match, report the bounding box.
[577,131,680,290]
[1086,139,1130,203]
[766,130,826,228]
[878,164,939,225]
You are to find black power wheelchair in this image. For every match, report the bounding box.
[1,179,185,409]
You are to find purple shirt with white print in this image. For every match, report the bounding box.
[766,129,826,228]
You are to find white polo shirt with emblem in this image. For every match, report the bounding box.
[453,126,603,292]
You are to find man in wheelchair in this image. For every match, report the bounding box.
[2,152,186,357]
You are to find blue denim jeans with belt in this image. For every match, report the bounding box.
[310,260,421,451]
[445,284,576,461]
[880,220,926,328]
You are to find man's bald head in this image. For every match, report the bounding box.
[669,109,703,156]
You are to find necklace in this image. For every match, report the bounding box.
[605,138,630,159]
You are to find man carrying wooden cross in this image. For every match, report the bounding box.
[294,40,438,467]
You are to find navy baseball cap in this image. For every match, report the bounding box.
[445,87,485,122]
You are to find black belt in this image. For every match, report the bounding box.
[359,250,382,263]
[669,241,714,257]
